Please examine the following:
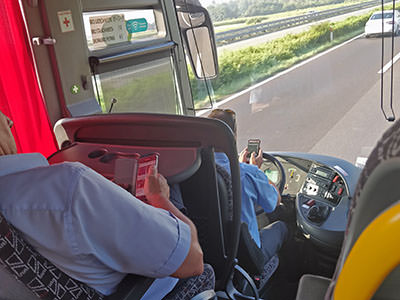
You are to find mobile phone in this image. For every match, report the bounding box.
[247,139,261,156]
[134,153,159,200]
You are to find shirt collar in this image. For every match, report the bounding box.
[0,153,49,177]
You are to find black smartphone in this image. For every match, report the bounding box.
[247,139,261,156]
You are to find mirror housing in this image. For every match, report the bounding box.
[176,2,219,79]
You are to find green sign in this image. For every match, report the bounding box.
[70,84,80,94]
[126,18,148,33]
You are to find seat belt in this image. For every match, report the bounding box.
[0,213,105,300]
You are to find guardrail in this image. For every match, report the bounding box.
[215,0,391,45]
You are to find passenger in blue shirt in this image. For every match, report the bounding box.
[0,111,214,300]
[208,109,288,263]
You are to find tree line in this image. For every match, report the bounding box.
[207,0,358,21]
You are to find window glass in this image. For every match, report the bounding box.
[83,9,161,51]
[93,57,180,114]
[371,12,393,20]
[194,0,399,165]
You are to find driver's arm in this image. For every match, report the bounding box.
[253,149,281,208]
[268,180,281,207]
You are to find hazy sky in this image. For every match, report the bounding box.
[199,0,230,8]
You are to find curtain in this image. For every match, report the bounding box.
[0,0,57,157]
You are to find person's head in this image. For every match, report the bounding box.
[208,108,237,139]
[0,111,17,155]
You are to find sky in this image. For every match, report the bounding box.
[199,0,230,8]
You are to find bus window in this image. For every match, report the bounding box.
[91,56,180,114]
[84,6,183,114]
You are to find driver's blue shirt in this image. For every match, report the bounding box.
[214,152,278,247]
[0,153,191,299]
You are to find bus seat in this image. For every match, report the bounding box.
[0,265,38,299]
[0,212,107,300]
[0,208,216,300]
[215,164,266,276]
[54,113,242,294]
[215,164,279,297]
[296,118,400,300]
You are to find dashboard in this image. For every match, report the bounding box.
[262,156,311,195]
[261,152,361,250]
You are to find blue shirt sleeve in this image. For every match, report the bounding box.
[70,165,191,278]
[242,164,278,213]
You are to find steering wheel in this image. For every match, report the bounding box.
[262,153,286,195]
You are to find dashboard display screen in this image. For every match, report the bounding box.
[264,169,279,184]
[316,169,329,178]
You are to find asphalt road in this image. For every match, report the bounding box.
[211,35,400,165]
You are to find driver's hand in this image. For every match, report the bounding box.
[144,166,170,207]
[250,149,263,169]
[239,148,249,163]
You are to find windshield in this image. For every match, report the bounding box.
[192,0,400,166]
[370,12,394,19]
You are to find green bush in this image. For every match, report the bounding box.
[191,12,372,107]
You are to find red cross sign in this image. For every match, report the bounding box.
[57,10,75,33]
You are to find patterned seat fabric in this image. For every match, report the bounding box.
[0,214,104,300]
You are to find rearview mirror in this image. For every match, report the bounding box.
[176,2,219,79]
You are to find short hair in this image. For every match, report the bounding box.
[208,108,237,135]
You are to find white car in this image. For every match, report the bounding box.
[365,10,400,37]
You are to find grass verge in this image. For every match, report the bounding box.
[192,12,373,109]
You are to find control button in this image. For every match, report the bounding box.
[338,187,343,195]
[333,175,339,183]
[306,199,315,206]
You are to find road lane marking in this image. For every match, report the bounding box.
[378,51,400,74]
[197,33,364,116]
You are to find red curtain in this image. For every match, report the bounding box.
[0,0,57,157]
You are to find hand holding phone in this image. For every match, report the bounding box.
[135,153,159,201]
[143,164,171,208]
[247,139,261,156]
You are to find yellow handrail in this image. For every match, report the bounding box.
[334,201,400,300]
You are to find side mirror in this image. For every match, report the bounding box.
[176,3,219,79]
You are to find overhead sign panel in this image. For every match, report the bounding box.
[89,14,128,48]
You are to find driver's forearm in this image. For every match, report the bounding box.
[269,180,281,206]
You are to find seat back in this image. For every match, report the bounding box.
[54,113,242,293]
[333,200,400,299]
[214,164,265,277]
[180,147,239,291]
[326,119,400,299]
[237,223,266,276]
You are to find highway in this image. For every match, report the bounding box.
[208,35,400,165]
[218,4,380,52]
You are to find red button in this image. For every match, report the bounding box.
[338,188,343,195]
[333,175,339,183]
[306,199,315,206]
